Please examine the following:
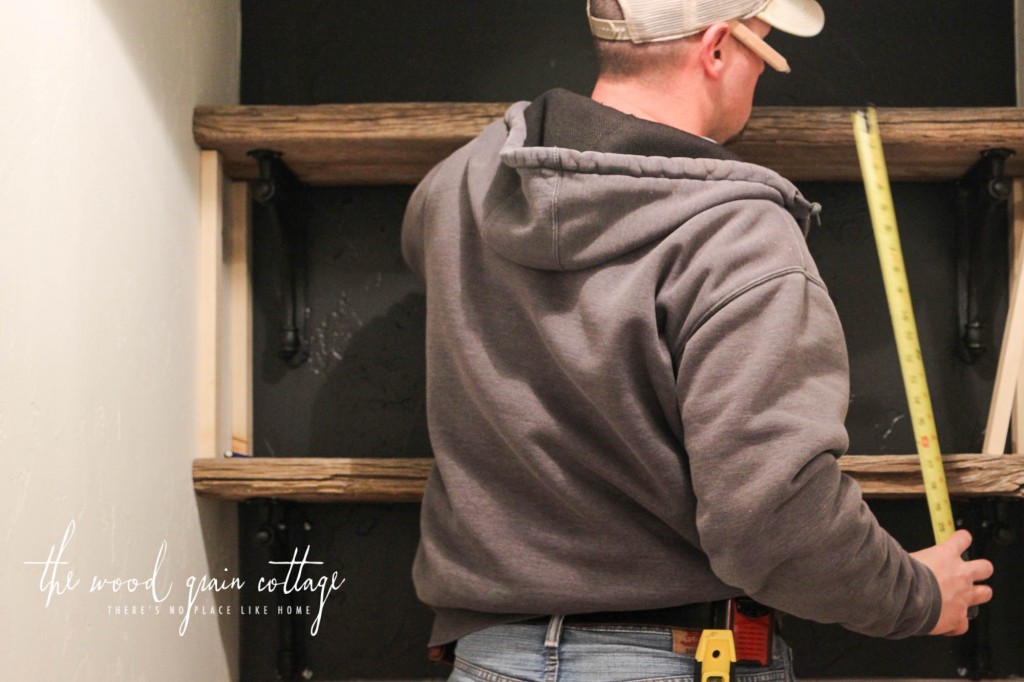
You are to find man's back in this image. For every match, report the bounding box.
[401,2,992,679]
[402,89,938,648]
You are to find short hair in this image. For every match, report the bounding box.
[590,0,699,79]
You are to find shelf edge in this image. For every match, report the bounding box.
[193,454,1024,502]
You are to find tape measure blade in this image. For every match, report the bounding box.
[852,108,955,543]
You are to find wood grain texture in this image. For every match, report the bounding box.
[193,103,507,186]
[193,455,1024,502]
[193,457,434,502]
[193,105,1024,185]
[839,454,1024,498]
[735,108,1024,182]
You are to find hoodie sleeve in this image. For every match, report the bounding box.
[401,167,436,280]
[674,259,941,638]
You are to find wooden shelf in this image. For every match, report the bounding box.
[193,457,432,503]
[193,105,1024,185]
[193,454,1024,503]
[194,103,506,186]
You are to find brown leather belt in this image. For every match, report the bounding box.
[546,600,726,629]
[556,600,774,663]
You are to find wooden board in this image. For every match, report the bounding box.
[839,454,1024,497]
[197,150,225,459]
[193,457,434,503]
[229,182,253,455]
[193,454,1024,503]
[1013,178,1024,453]
[984,178,1024,454]
[194,103,507,186]
[193,105,1024,185]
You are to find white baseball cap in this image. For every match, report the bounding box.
[588,0,825,43]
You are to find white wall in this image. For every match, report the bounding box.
[0,1,241,679]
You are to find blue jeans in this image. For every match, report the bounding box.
[449,615,795,682]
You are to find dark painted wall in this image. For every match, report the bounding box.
[238,1,1021,679]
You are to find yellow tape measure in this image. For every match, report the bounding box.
[851,107,954,543]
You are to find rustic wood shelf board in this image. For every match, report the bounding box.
[193,105,1024,185]
[193,454,1024,502]
[841,454,1024,498]
[193,457,433,503]
[193,103,508,186]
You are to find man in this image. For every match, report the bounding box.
[401,0,994,679]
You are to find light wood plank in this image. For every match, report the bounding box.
[1013,178,1024,453]
[193,455,1024,503]
[229,182,253,455]
[1011,0,1023,450]
[984,180,1024,454]
[193,105,1024,185]
[197,151,225,459]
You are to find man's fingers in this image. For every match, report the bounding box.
[917,531,995,637]
[968,558,994,582]
[946,529,973,555]
[971,584,994,606]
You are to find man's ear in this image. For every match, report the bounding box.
[699,22,731,79]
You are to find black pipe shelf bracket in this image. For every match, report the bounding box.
[250,500,313,681]
[955,148,1015,364]
[248,149,311,368]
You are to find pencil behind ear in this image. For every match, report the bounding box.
[729,21,791,73]
[729,20,790,73]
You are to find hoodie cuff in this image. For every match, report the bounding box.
[908,555,943,637]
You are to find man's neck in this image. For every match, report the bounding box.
[591,77,716,142]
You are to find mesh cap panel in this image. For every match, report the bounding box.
[616,0,768,41]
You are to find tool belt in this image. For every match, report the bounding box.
[428,598,774,667]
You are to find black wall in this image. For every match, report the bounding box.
[238,1,1021,679]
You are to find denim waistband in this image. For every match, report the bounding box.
[451,617,795,682]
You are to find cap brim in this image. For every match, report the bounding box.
[756,0,824,37]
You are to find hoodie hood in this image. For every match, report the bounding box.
[473,91,819,271]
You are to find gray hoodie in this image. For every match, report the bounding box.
[402,89,940,647]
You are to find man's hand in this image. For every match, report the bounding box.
[910,529,993,636]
